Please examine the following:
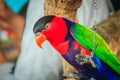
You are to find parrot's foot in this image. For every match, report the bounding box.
[62,72,90,80]
[90,77,96,80]
[62,72,80,79]
[75,53,97,68]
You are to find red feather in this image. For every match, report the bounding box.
[56,41,69,55]
[81,48,92,56]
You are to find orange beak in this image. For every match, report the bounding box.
[35,33,47,48]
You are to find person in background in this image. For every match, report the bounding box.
[0,0,116,80]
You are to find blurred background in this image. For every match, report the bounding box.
[0,0,29,64]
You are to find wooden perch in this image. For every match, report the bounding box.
[97,10,120,60]
[44,0,82,22]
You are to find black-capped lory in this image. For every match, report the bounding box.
[33,15,120,80]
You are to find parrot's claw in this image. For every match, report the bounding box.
[62,72,96,80]
[90,77,96,80]
[75,54,97,68]
[62,72,80,80]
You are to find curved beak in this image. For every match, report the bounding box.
[35,33,47,48]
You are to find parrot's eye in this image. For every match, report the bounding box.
[44,23,50,30]
[35,32,40,37]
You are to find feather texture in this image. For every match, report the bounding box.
[70,24,120,75]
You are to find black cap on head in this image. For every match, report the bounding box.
[33,15,55,34]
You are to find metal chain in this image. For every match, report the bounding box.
[74,0,98,69]
[92,0,98,54]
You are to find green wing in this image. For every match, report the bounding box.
[70,24,120,75]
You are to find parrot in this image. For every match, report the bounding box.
[33,15,120,80]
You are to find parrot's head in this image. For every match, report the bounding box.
[33,15,69,48]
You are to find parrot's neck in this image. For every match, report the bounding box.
[49,17,79,55]
[54,18,78,55]
[49,31,70,55]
